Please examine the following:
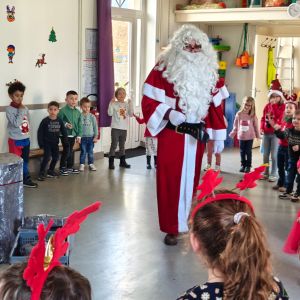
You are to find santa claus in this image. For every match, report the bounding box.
[141,24,228,245]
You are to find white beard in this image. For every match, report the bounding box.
[159,50,217,123]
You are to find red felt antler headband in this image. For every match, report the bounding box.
[190,166,266,220]
[23,201,102,300]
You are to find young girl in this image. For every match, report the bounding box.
[107,87,133,170]
[0,263,91,300]
[178,190,289,300]
[260,78,285,182]
[229,96,260,173]
[134,114,157,169]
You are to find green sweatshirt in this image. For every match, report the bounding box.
[58,105,82,137]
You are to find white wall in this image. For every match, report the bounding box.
[0,0,80,153]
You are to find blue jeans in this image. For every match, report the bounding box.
[80,137,94,165]
[239,140,253,167]
[286,157,298,194]
[277,145,289,187]
[263,133,278,177]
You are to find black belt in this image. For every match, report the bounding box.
[166,122,209,143]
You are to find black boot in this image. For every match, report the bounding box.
[154,156,157,168]
[146,155,152,169]
[109,156,115,170]
[120,156,131,168]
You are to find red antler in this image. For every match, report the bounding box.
[197,169,223,200]
[23,201,102,300]
[235,165,266,191]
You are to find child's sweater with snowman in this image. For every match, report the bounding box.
[230,111,260,140]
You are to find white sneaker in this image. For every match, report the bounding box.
[215,165,221,171]
[79,164,85,172]
[204,164,211,171]
[89,164,97,171]
[268,175,277,182]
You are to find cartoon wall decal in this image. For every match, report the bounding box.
[35,54,47,67]
[7,45,15,63]
[6,5,15,22]
[49,27,57,42]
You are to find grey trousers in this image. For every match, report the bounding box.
[263,133,279,177]
[109,128,127,157]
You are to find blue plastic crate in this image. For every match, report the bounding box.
[9,229,72,265]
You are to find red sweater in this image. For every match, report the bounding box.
[260,102,285,134]
[279,117,293,147]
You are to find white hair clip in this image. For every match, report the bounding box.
[233,212,250,224]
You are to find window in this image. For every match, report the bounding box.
[111,0,142,10]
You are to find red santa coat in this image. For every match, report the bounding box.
[142,67,227,234]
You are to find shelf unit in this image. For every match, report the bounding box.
[175,7,300,25]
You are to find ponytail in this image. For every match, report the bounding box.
[220,215,274,300]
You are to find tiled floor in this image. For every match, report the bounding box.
[22,148,300,299]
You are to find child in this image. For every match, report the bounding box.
[5,81,38,188]
[107,87,133,169]
[79,97,99,171]
[37,101,68,181]
[229,96,260,173]
[178,189,289,299]
[134,113,157,169]
[260,78,285,182]
[58,90,82,175]
[0,263,91,300]
[273,110,300,202]
[272,95,297,192]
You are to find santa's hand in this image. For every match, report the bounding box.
[169,110,186,126]
[214,140,224,154]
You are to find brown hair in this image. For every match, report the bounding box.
[114,87,126,98]
[294,109,300,116]
[191,190,275,300]
[0,263,91,300]
[48,101,59,109]
[80,97,90,106]
[238,96,256,117]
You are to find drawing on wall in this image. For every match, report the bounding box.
[35,54,47,67]
[49,27,57,42]
[7,45,15,63]
[6,5,15,22]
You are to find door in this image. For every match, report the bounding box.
[112,19,142,150]
[252,34,274,147]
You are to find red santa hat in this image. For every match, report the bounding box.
[268,78,285,100]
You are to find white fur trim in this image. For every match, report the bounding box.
[213,92,223,107]
[268,90,284,99]
[220,85,229,99]
[143,83,176,109]
[206,128,227,140]
[178,134,197,232]
[147,103,170,136]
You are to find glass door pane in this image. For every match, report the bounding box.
[112,20,131,94]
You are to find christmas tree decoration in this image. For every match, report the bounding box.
[6,5,15,22]
[7,45,15,63]
[48,27,57,43]
[35,54,47,68]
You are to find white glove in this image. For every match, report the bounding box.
[169,110,186,126]
[214,140,224,154]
